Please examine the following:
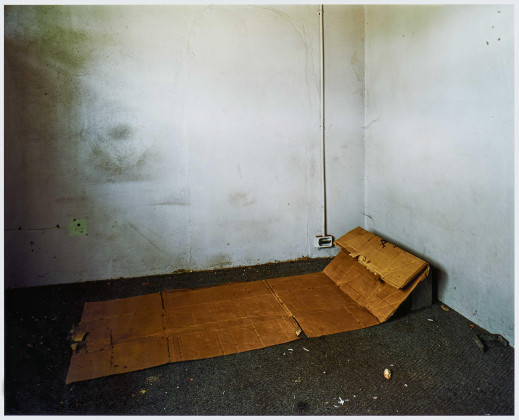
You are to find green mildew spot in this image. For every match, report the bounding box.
[66,217,87,236]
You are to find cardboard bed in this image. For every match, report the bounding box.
[66,226,430,384]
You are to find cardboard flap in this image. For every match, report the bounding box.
[324,250,429,322]
[335,227,428,289]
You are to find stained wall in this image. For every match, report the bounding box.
[5,5,366,287]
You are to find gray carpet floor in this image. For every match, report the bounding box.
[4,257,514,415]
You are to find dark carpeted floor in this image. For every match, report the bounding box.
[4,257,514,415]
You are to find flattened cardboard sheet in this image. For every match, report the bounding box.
[66,227,429,384]
[66,293,169,384]
[66,280,301,383]
[267,273,380,337]
[335,227,428,289]
[163,280,301,362]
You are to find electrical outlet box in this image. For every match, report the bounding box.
[314,235,334,248]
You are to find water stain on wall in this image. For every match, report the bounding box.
[207,253,233,269]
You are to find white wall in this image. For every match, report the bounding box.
[4,5,365,288]
[6,5,514,346]
[364,5,514,343]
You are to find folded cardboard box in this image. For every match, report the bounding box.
[66,227,429,384]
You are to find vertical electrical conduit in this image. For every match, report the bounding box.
[315,4,333,248]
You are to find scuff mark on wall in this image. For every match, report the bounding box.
[228,192,256,207]
[150,201,189,207]
[128,222,169,256]
[5,224,60,232]
[362,118,379,129]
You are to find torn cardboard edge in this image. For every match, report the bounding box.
[66,227,429,384]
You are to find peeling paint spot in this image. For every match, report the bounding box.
[66,217,87,236]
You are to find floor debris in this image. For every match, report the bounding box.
[474,333,509,353]
[338,397,344,405]
[384,368,392,380]
[140,389,146,394]
[303,347,309,352]
[441,304,450,311]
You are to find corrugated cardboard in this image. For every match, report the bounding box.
[266,273,380,337]
[66,227,429,384]
[323,250,428,322]
[163,281,301,362]
[335,226,428,289]
[66,281,301,384]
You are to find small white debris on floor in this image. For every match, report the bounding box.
[288,349,293,351]
[373,396,378,399]
[404,384,408,387]
[303,347,309,352]
[427,318,434,321]
[338,397,344,405]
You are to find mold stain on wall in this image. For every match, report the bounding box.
[5,5,362,287]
